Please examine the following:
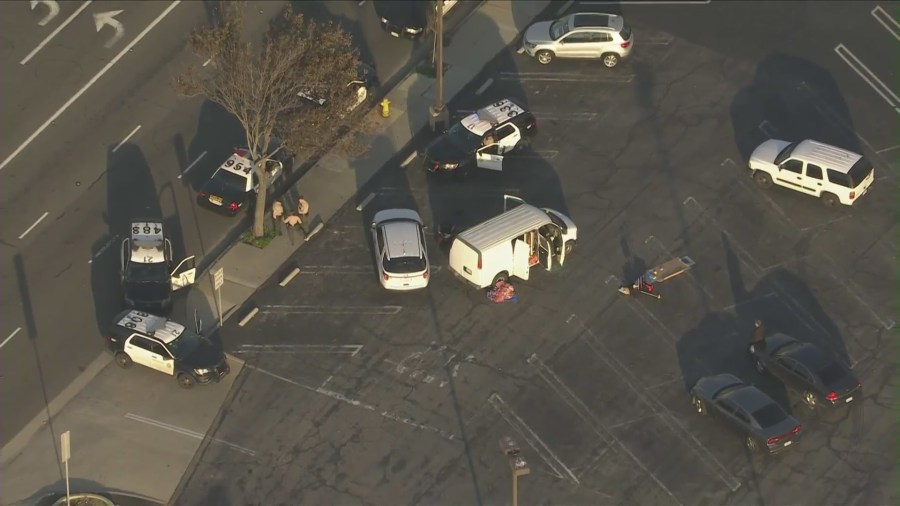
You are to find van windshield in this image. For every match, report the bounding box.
[544,210,567,233]
[847,157,873,187]
[773,142,798,165]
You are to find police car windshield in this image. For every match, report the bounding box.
[213,169,248,191]
[550,19,569,40]
[446,122,482,152]
[125,262,168,283]
[166,331,202,359]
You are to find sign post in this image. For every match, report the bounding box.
[213,267,224,330]
[60,430,71,506]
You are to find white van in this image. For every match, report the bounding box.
[448,196,577,289]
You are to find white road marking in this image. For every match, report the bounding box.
[112,125,141,153]
[178,150,207,179]
[2,1,182,171]
[31,0,61,27]
[250,365,460,441]
[20,0,94,65]
[18,212,49,239]
[356,192,375,211]
[298,265,442,275]
[260,305,402,315]
[358,0,366,5]
[0,328,22,350]
[488,393,578,484]
[871,5,900,41]
[475,78,494,96]
[556,0,574,15]
[583,0,709,3]
[93,9,125,48]
[236,344,363,357]
[875,144,900,154]
[758,119,777,137]
[499,71,634,83]
[88,234,119,264]
[834,44,900,114]
[124,413,255,456]
[202,58,212,67]
[401,152,418,167]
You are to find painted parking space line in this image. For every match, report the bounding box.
[297,265,443,275]
[259,305,402,315]
[498,71,634,83]
[871,5,900,41]
[236,344,363,356]
[18,211,49,239]
[87,234,119,264]
[112,125,142,153]
[0,327,22,350]
[249,364,460,441]
[1,1,182,171]
[124,412,255,456]
[583,0,710,3]
[178,151,207,179]
[834,44,900,114]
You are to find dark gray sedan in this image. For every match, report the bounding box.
[749,333,861,409]
[691,373,802,454]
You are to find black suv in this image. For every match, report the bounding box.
[105,309,229,389]
[120,220,196,313]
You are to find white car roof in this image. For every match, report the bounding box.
[792,140,862,174]
[461,99,527,136]
[218,149,255,179]
[117,310,185,343]
[457,204,550,251]
[129,221,166,264]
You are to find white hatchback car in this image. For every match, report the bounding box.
[520,12,633,67]
[749,139,874,207]
[371,209,430,290]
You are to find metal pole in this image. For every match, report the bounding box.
[512,471,518,506]
[65,459,70,506]
[216,287,223,330]
[428,0,449,132]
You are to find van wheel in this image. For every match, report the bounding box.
[536,50,554,65]
[820,192,839,208]
[602,52,620,68]
[177,373,196,389]
[564,240,575,256]
[115,352,132,369]
[492,272,509,286]
[753,171,772,188]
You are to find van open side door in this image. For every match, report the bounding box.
[537,234,553,270]
[512,240,531,280]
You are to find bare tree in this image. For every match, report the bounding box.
[175,1,363,237]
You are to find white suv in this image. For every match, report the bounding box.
[520,12,633,67]
[749,139,874,207]
[371,209,430,290]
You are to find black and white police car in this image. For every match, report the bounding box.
[120,220,196,313]
[105,309,230,389]
[423,98,537,178]
[197,148,284,216]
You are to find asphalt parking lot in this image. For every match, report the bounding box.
[173,2,898,505]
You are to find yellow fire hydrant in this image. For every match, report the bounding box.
[380,98,391,118]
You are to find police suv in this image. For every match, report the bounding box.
[106,309,230,389]
[423,98,537,178]
[197,148,284,216]
[120,220,196,313]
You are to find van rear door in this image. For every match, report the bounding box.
[512,240,531,280]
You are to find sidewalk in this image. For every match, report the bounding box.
[184,0,554,332]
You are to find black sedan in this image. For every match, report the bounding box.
[749,333,861,409]
[691,373,802,454]
[374,1,429,39]
[197,148,283,217]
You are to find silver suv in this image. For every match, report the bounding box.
[520,12,633,67]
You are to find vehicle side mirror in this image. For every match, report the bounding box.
[371,222,376,229]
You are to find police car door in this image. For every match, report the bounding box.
[476,144,503,171]
[170,256,197,290]
[495,123,521,154]
[125,335,174,375]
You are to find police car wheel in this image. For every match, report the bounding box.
[115,352,133,369]
[177,373,196,389]
[536,50,554,65]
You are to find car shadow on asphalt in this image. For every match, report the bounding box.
[24,479,164,506]
[178,100,246,195]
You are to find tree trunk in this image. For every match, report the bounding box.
[253,161,268,237]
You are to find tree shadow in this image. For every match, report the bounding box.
[181,100,246,194]
[730,53,861,163]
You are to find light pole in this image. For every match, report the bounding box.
[428,0,449,132]
[500,436,530,506]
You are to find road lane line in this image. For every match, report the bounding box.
[834,44,900,114]
[124,413,256,456]
[18,212,49,239]
[876,145,900,154]
[2,1,182,171]
[0,328,22,350]
[112,125,142,153]
[475,78,494,95]
[178,150,207,179]
[871,5,900,41]
[20,0,94,65]
[556,0,574,15]
[88,234,119,264]
[401,152,417,167]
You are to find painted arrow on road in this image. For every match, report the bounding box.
[30,0,60,26]
[93,10,124,48]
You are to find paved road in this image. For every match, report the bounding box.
[0,0,427,449]
[172,1,898,504]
